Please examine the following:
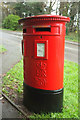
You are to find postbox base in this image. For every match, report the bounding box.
[23,83,63,113]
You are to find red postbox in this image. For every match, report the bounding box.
[19,14,70,113]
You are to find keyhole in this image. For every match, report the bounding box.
[40,36,42,39]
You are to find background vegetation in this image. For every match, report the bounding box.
[0,1,79,35]
[2,14,21,30]
[0,45,7,53]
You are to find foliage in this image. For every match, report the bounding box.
[2,14,21,30]
[13,2,47,17]
[2,59,78,118]
[1,2,78,32]
[2,60,23,94]
[59,2,78,33]
[1,1,57,19]
[0,45,7,53]
[1,2,16,20]
[65,32,78,42]
[66,23,70,35]
[1,2,46,18]
[69,2,78,32]
[44,1,56,14]
[59,2,70,16]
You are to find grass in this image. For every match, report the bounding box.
[2,60,23,94]
[65,32,78,42]
[2,59,78,118]
[0,45,7,53]
[0,27,12,31]
[0,27,22,32]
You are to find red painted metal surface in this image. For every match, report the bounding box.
[19,15,70,90]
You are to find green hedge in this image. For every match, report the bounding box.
[2,14,21,31]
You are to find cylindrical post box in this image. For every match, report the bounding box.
[19,15,70,113]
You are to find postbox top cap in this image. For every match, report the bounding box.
[19,14,70,24]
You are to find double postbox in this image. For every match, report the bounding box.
[19,15,70,113]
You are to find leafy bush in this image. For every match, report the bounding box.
[66,23,70,35]
[0,45,7,53]
[2,14,21,30]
